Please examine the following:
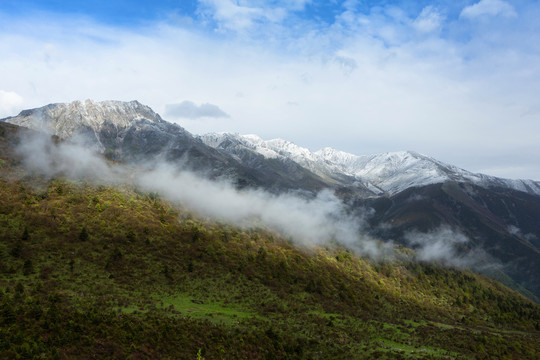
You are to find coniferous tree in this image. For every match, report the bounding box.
[23,259,33,275]
[21,227,29,241]
[78,227,89,242]
[10,241,22,258]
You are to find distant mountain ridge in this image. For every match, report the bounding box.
[5,100,540,197]
[200,132,540,197]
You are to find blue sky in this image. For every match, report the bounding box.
[1,0,540,180]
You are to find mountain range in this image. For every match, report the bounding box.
[2,99,540,301]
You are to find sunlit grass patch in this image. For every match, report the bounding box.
[153,293,256,324]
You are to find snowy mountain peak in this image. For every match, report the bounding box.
[201,132,540,196]
[315,147,356,160]
[242,134,265,144]
[200,133,319,161]
[3,99,163,138]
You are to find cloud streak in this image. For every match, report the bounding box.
[196,0,311,32]
[15,130,387,258]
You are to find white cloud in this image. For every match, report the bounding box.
[165,100,230,119]
[413,6,444,33]
[460,0,517,19]
[197,0,311,32]
[0,90,23,118]
[404,226,499,270]
[405,226,468,264]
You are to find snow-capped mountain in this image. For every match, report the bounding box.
[200,132,540,196]
[2,101,334,192]
[5,100,539,197]
[4,100,163,138]
[315,148,540,196]
[199,132,363,190]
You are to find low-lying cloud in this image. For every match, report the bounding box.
[16,130,389,258]
[138,167,374,250]
[15,130,503,269]
[404,226,500,272]
[17,132,127,183]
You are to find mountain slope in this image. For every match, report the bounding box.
[361,181,540,300]
[0,124,539,359]
[199,131,540,300]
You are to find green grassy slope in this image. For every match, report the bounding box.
[0,176,539,359]
[0,124,539,359]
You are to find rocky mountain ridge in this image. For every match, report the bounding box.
[2,100,332,193]
[200,132,540,197]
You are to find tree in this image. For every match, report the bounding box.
[10,241,22,258]
[21,227,29,241]
[23,259,33,275]
[78,227,89,242]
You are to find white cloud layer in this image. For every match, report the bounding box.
[0,90,23,118]
[404,226,500,271]
[1,1,540,180]
[413,6,444,33]
[460,0,517,19]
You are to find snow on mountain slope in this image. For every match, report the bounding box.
[201,132,540,197]
[4,99,539,197]
[201,133,282,160]
[199,132,357,186]
[3,100,162,138]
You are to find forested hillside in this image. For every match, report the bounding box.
[0,123,539,359]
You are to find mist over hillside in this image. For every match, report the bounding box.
[3,100,540,302]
